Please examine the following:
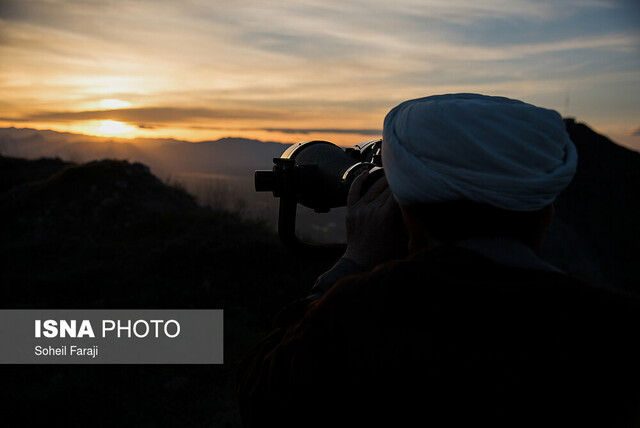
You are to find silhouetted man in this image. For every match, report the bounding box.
[237,94,640,427]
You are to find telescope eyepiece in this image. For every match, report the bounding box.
[254,138,383,211]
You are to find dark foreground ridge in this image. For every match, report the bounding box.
[541,119,640,295]
[0,156,331,427]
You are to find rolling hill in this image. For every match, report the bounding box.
[0,154,332,427]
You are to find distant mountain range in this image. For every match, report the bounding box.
[0,122,638,294]
[0,127,291,179]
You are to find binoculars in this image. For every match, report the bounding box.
[255,139,384,258]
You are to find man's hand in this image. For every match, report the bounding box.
[343,170,408,269]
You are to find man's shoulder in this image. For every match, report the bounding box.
[324,243,575,296]
[320,243,639,323]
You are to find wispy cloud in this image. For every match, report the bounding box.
[0,0,638,148]
[18,107,293,123]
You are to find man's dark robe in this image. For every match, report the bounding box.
[237,244,640,427]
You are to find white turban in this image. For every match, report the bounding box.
[381,93,578,211]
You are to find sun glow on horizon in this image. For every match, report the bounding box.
[96,120,136,136]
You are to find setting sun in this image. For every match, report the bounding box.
[97,120,134,136]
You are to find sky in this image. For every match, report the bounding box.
[0,0,639,150]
